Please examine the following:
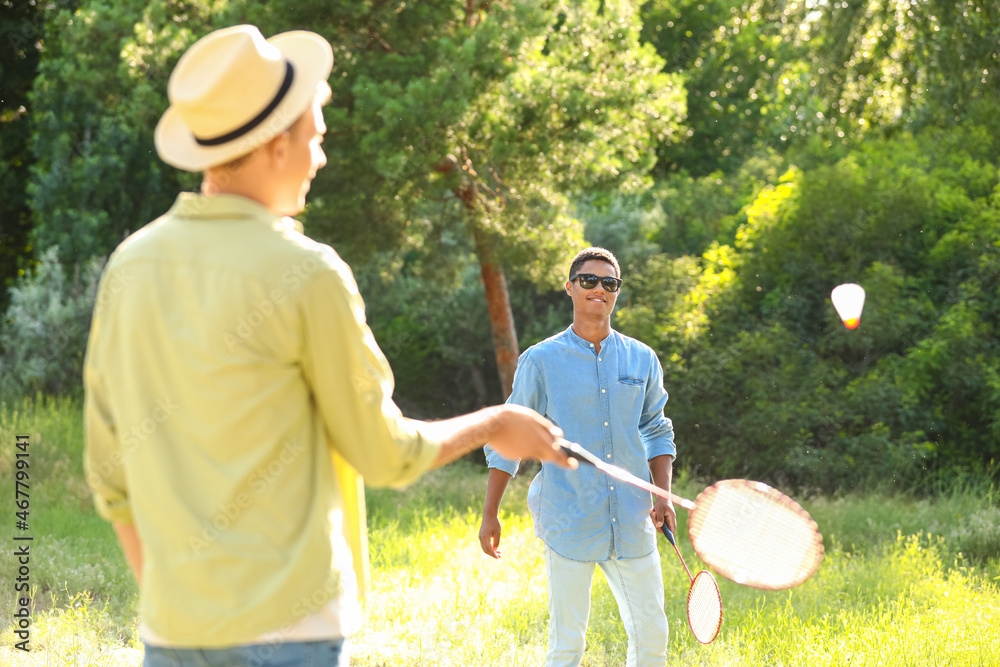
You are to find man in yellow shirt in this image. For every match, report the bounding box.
[83,25,574,666]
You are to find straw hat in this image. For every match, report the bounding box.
[155,25,333,172]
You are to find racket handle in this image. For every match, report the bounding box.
[560,442,595,465]
[661,523,694,581]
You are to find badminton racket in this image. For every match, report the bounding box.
[661,525,722,644]
[559,440,824,590]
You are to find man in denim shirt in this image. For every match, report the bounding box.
[480,247,677,667]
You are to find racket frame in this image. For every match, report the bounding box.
[559,440,824,590]
[662,525,723,644]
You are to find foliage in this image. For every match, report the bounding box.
[354,252,499,417]
[26,0,211,266]
[648,149,786,257]
[640,0,1000,176]
[272,0,686,396]
[0,247,103,399]
[616,123,1000,490]
[265,0,687,284]
[573,192,664,274]
[5,0,1000,492]
[20,0,685,400]
[355,243,575,418]
[641,0,811,175]
[806,0,1000,133]
[0,0,81,315]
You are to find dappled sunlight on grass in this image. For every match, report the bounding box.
[664,533,1000,667]
[353,465,1000,666]
[0,591,141,666]
[2,399,998,665]
[353,511,550,667]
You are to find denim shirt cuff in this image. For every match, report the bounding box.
[484,444,520,477]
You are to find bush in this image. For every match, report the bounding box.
[0,247,103,399]
[616,124,1000,491]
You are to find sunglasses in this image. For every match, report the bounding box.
[568,273,623,293]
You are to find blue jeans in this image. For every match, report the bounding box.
[545,546,668,667]
[143,639,347,667]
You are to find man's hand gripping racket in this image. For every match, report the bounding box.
[559,440,824,590]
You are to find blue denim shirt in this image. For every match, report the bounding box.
[485,326,676,562]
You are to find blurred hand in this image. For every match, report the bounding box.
[488,405,577,470]
[479,513,503,559]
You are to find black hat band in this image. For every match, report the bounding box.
[194,61,295,147]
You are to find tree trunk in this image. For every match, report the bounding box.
[472,227,519,400]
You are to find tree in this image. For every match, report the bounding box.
[640,0,1000,178]
[641,0,814,175]
[26,0,220,267]
[23,0,685,401]
[616,123,1000,489]
[805,0,1000,132]
[249,0,687,397]
[0,0,80,316]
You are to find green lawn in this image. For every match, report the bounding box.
[2,396,999,665]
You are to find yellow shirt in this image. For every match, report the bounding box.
[83,193,441,647]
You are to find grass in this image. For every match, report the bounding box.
[2,395,999,665]
[0,396,141,665]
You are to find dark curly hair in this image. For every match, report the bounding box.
[568,247,621,280]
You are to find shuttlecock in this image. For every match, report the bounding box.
[831,283,865,329]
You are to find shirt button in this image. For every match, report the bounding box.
[601,389,606,393]
[598,357,602,362]
[612,518,616,522]
[606,454,612,459]
[590,343,594,348]
[610,486,614,491]
[604,421,608,426]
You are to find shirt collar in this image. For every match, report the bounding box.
[168,192,304,233]
[564,324,614,349]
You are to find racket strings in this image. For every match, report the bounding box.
[688,481,824,590]
[687,571,722,644]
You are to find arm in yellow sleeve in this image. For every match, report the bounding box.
[299,252,575,486]
[84,339,143,582]
[83,357,135,525]
[299,260,440,488]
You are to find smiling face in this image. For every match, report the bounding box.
[566,258,620,321]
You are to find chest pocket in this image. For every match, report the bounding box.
[613,377,644,422]
[616,376,644,402]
